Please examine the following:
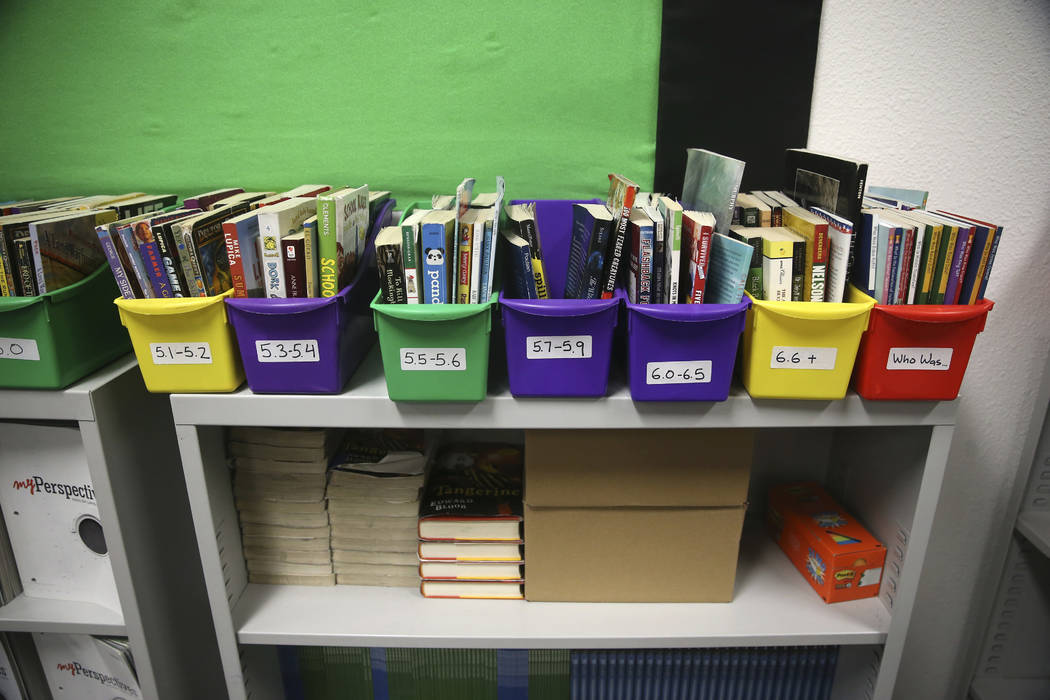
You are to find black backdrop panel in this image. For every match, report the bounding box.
[654,0,824,196]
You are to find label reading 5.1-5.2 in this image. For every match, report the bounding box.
[256,339,320,363]
[770,346,837,370]
[150,342,213,365]
[400,348,465,371]
[526,335,592,359]
[0,337,40,361]
[646,360,712,385]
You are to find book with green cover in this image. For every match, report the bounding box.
[316,185,368,297]
[728,226,763,299]
[399,208,428,304]
[657,196,683,303]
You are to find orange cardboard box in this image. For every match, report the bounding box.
[766,481,885,604]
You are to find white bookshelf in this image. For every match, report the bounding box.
[0,356,226,700]
[171,346,958,700]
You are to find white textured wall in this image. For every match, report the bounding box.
[809,1,1050,697]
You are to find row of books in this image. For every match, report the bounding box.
[375,178,505,305]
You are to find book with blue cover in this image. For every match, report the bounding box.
[704,233,753,304]
[419,210,455,304]
[565,203,613,299]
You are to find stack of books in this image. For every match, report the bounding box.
[417,444,525,599]
[326,430,425,587]
[231,427,338,586]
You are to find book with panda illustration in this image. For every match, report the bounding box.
[419,209,455,304]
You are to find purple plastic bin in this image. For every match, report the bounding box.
[224,200,391,394]
[626,297,751,401]
[500,199,621,398]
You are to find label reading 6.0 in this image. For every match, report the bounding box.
[0,337,40,361]
[150,342,213,365]
[256,339,320,363]
[646,360,712,385]
[770,346,837,370]
[400,348,465,371]
[526,335,592,359]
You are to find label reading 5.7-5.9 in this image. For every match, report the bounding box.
[526,335,592,359]
[150,342,213,365]
[400,348,465,371]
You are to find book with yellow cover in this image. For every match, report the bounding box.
[759,228,796,302]
[782,206,829,302]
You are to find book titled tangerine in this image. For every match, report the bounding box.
[767,481,885,604]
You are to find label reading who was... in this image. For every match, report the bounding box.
[886,347,952,370]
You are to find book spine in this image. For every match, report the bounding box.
[138,225,173,298]
[691,222,713,303]
[825,223,851,303]
[377,241,407,304]
[183,227,208,297]
[977,226,1000,301]
[950,228,974,304]
[846,163,868,279]
[762,246,791,302]
[629,219,640,304]
[600,191,636,299]
[897,228,914,304]
[304,220,318,298]
[741,207,759,227]
[316,196,337,298]
[652,215,665,304]
[790,239,805,302]
[258,213,287,298]
[155,225,188,297]
[173,226,199,297]
[960,226,992,305]
[401,217,421,304]
[907,225,923,304]
[14,239,36,296]
[582,217,611,300]
[28,225,45,294]
[771,205,783,228]
[96,226,136,299]
[117,224,156,298]
[916,224,938,305]
[0,231,18,295]
[0,253,8,296]
[479,220,493,304]
[943,226,971,304]
[469,218,484,303]
[508,239,537,299]
[638,223,654,304]
[224,221,247,298]
[456,219,472,304]
[932,225,957,304]
[282,236,306,298]
[520,217,548,300]
[667,209,682,304]
[564,209,590,299]
[420,221,450,304]
[883,228,899,305]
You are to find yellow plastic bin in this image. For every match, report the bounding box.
[115,290,244,393]
[740,292,875,400]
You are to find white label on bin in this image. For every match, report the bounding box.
[0,338,39,361]
[886,347,952,371]
[256,339,320,363]
[526,335,592,359]
[150,342,213,364]
[646,360,712,385]
[770,346,837,370]
[400,348,466,371]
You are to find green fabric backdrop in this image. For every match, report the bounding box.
[0,1,660,202]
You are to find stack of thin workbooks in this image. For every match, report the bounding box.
[326,430,426,587]
[230,427,341,585]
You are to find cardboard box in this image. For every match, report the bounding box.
[524,428,753,603]
[766,481,886,603]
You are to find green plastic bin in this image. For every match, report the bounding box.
[371,291,497,401]
[0,265,130,388]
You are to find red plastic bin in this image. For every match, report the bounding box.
[848,285,993,400]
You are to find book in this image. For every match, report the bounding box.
[208,191,274,210]
[112,215,157,297]
[751,191,783,227]
[27,209,115,293]
[183,188,244,211]
[759,229,796,301]
[137,209,200,298]
[281,231,307,298]
[854,210,881,298]
[376,226,407,304]
[419,561,524,581]
[785,230,806,301]
[431,194,454,210]
[923,212,971,304]
[456,208,481,304]
[505,203,548,300]
[565,203,613,300]
[452,178,475,295]
[483,176,506,303]
[470,192,498,208]
[301,215,319,298]
[598,174,640,299]
[418,541,524,562]
[419,209,456,303]
[782,206,829,302]
[180,207,236,297]
[657,197,683,304]
[648,203,666,303]
[368,190,391,223]
[399,209,428,304]
[222,209,266,298]
[704,233,754,305]
[866,185,928,209]
[728,226,764,299]
[111,193,177,219]
[733,193,769,227]
[418,443,523,542]
[96,219,141,299]
[879,211,921,304]
[681,148,746,234]
[935,211,998,305]
[784,149,868,282]
[420,580,524,599]
[471,209,494,303]
[500,227,537,300]
[682,210,715,303]
[874,217,900,305]
[258,197,316,298]
[316,185,366,296]
[13,238,36,295]
[762,191,801,209]
[628,208,655,304]
[808,207,853,303]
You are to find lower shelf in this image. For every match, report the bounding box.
[1016,511,1050,559]
[971,677,1050,700]
[233,527,890,648]
[0,593,125,635]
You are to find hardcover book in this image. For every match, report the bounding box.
[681,148,745,235]
[27,209,115,293]
[418,443,524,542]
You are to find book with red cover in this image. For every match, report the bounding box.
[682,211,714,303]
[417,443,523,542]
[600,174,639,299]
